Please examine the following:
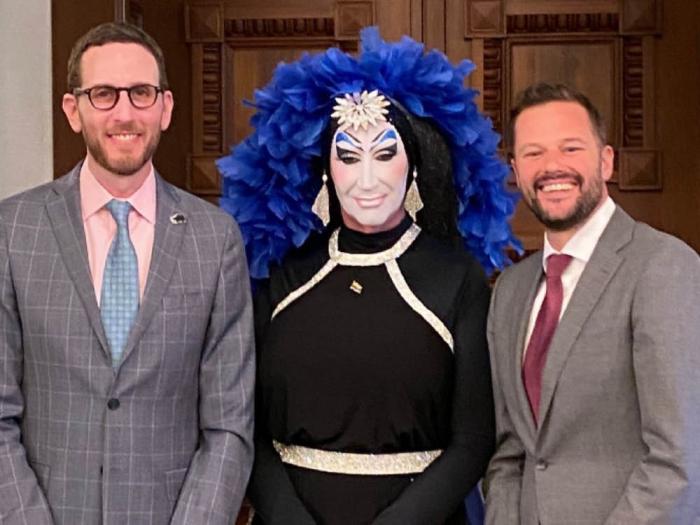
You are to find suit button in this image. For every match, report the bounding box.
[535,460,548,471]
[107,398,120,410]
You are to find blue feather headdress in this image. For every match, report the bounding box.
[217,27,520,279]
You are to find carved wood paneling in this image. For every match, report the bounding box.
[336,0,375,40]
[507,39,618,142]
[619,149,661,190]
[506,13,618,34]
[115,0,144,25]
[462,0,661,198]
[482,39,504,132]
[621,0,662,34]
[465,0,504,37]
[185,0,373,199]
[454,0,665,250]
[225,18,335,40]
[185,3,223,42]
[180,0,670,251]
[191,42,224,156]
[188,154,221,194]
[622,37,644,148]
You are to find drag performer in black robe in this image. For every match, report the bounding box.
[217,27,519,525]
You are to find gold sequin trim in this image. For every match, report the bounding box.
[271,259,338,319]
[328,223,421,266]
[271,224,421,319]
[385,259,454,352]
[273,440,442,476]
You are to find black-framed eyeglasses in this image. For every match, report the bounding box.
[73,84,163,110]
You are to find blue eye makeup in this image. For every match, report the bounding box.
[333,126,400,163]
[379,129,397,142]
[335,131,355,146]
[372,129,398,161]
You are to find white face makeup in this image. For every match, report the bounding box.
[329,120,409,233]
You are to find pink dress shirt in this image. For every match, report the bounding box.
[80,161,156,303]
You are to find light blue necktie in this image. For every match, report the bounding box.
[100,199,139,366]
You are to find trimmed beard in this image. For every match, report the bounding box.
[83,127,161,177]
[527,169,605,232]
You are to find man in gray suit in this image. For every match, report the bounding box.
[485,83,700,524]
[0,23,254,524]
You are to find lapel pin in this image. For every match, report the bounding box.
[169,213,187,225]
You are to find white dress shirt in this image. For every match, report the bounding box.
[523,197,616,359]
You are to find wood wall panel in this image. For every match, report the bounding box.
[375,0,413,41]
[422,0,446,51]
[184,0,368,205]
[507,39,619,146]
[47,1,698,522]
[52,0,116,178]
[448,0,671,250]
[655,1,700,250]
[465,0,505,36]
[140,0,192,191]
[224,0,335,20]
[446,0,474,90]
[53,0,699,254]
[226,47,322,148]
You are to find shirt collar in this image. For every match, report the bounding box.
[542,196,616,269]
[79,159,157,224]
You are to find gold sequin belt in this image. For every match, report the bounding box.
[272,440,443,476]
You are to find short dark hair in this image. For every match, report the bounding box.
[506,82,606,153]
[67,22,169,91]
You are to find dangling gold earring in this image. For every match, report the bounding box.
[404,167,424,220]
[312,170,330,226]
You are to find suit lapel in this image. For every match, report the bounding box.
[119,175,185,367]
[45,164,111,362]
[513,255,545,439]
[537,208,634,428]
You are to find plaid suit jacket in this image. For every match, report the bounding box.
[0,164,255,524]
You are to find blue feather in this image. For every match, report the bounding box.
[217,26,520,279]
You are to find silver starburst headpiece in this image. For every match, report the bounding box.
[330,90,391,131]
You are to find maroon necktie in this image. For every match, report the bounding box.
[522,254,573,424]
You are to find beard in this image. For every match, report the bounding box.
[526,169,605,232]
[83,125,161,177]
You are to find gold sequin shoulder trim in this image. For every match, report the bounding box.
[385,259,454,352]
[271,259,338,320]
[328,223,421,266]
[270,224,421,319]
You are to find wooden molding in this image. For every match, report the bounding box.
[621,0,662,34]
[335,1,375,40]
[201,43,223,154]
[464,0,662,193]
[115,0,144,26]
[191,42,223,160]
[185,0,372,197]
[619,149,661,190]
[465,0,505,37]
[506,12,618,34]
[185,2,224,43]
[622,37,643,148]
[187,154,222,195]
[224,17,335,40]
[482,38,504,133]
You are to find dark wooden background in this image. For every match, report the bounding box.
[52,0,700,255]
[50,1,699,522]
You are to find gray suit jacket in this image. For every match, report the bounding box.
[0,164,255,524]
[485,207,700,524]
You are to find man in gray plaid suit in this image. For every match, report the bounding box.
[0,23,255,524]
